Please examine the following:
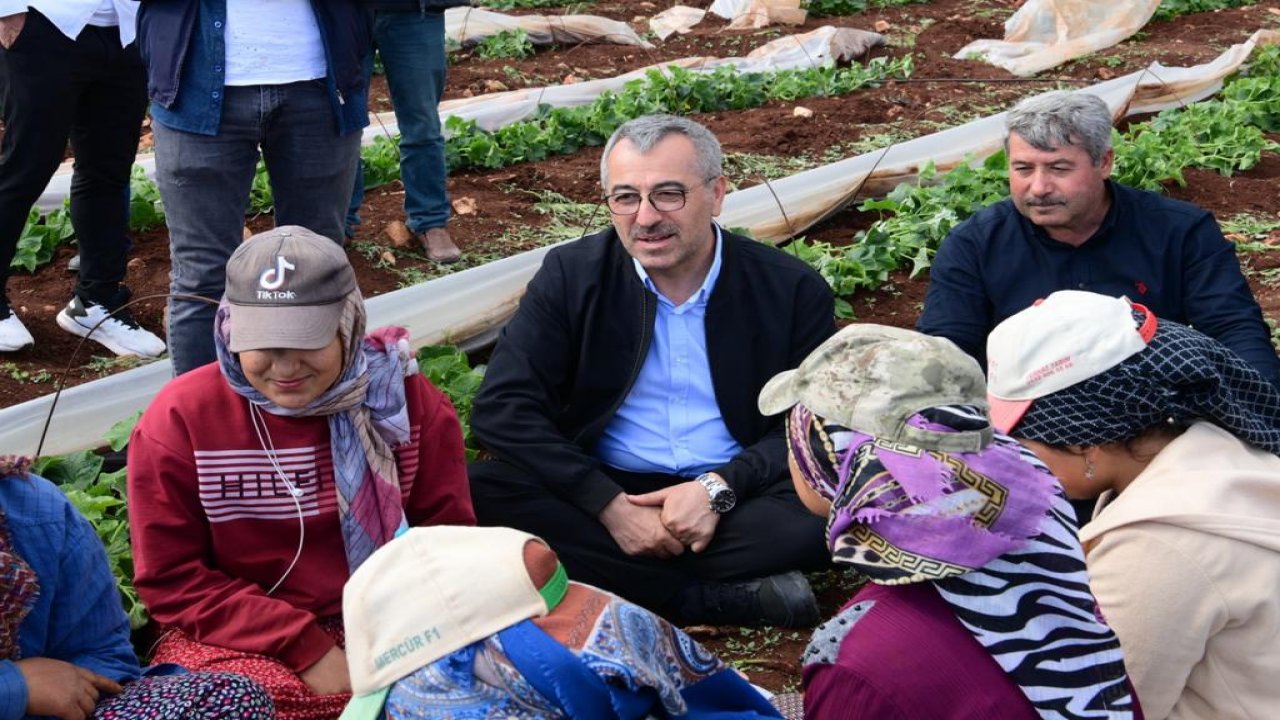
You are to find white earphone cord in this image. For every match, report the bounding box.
[249,403,307,596]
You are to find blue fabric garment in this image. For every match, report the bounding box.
[917,181,1280,386]
[348,9,451,235]
[382,593,782,719]
[0,474,140,720]
[499,619,781,719]
[138,0,371,137]
[596,228,743,475]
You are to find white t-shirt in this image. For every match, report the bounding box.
[86,0,119,27]
[224,0,327,86]
[13,1,138,45]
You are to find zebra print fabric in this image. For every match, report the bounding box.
[788,404,1136,719]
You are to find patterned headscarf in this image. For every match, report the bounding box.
[0,461,40,660]
[1012,315,1280,453]
[215,293,413,572]
[789,404,1136,720]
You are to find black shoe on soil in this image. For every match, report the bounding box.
[677,571,819,628]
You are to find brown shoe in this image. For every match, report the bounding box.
[420,227,461,263]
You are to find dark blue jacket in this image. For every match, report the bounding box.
[136,0,372,136]
[918,181,1280,386]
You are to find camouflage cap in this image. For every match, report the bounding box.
[758,324,992,453]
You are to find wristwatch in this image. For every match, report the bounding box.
[695,473,737,514]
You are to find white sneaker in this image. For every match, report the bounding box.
[0,307,35,352]
[56,295,166,358]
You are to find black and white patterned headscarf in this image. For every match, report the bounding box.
[1013,315,1280,454]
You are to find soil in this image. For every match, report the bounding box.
[5,0,1280,694]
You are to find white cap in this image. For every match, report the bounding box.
[986,290,1156,433]
[340,526,559,720]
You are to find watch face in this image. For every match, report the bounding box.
[709,486,736,514]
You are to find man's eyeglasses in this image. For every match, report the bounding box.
[603,176,719,216]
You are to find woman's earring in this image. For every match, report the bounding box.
[1084,455,1096,483]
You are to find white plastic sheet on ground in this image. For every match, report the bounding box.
[709,0,806,28]
[39,26,882,210]
[393,26,884,134]
[726,0,806,30]
[650,5,707,41]
[955,0,1160,77]
[730,29,1279,241]
[6,29,1275,456]
[446,7,652,49]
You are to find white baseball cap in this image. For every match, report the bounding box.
[340,526,567,720]
[986,290,1157,433]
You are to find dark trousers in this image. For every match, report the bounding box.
[0,11,146,306]
[469,460,831,615]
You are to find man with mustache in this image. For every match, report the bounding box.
[468,114,835,628]
[918,91,1279,386]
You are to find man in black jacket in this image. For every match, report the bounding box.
[469,115,835,627]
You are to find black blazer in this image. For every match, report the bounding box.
[471,225,836,515]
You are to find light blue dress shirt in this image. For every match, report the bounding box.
[595,228,743,476]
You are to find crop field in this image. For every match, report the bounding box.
[5,0,1280,691]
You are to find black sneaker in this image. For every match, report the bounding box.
[677,571,819,628]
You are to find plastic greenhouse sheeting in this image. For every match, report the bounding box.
[444,6,652,49]
[36,26,882,212]
[5,29,1275,457]
[955,0,1161,77]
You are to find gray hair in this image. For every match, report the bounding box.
[599,114,723,189]
[1004,91,1114,165]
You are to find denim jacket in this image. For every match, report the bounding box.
[137,0,372,136]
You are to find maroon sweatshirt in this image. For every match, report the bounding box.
[128,364,475,672]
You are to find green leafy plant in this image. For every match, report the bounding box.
[475,29,535,61]
[415,346,486,460]
[443,55,913,172]
[360,135,404,190]
[803,0,929,17]
[128,166,166,232]
[12,203,74,273]
[1152,0,1257,22]
[32,412,146,629]
[0,362,52,384]
[248,158,274,214]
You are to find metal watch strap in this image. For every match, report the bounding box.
[695,472,736,514]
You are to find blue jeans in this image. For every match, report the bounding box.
[154,80,361,374]
[348,10,450,235]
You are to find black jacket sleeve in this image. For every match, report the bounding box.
[917,224,993,368]
[713,265,836,500]
[470,251,627,516]
[1179,215,1280,387]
